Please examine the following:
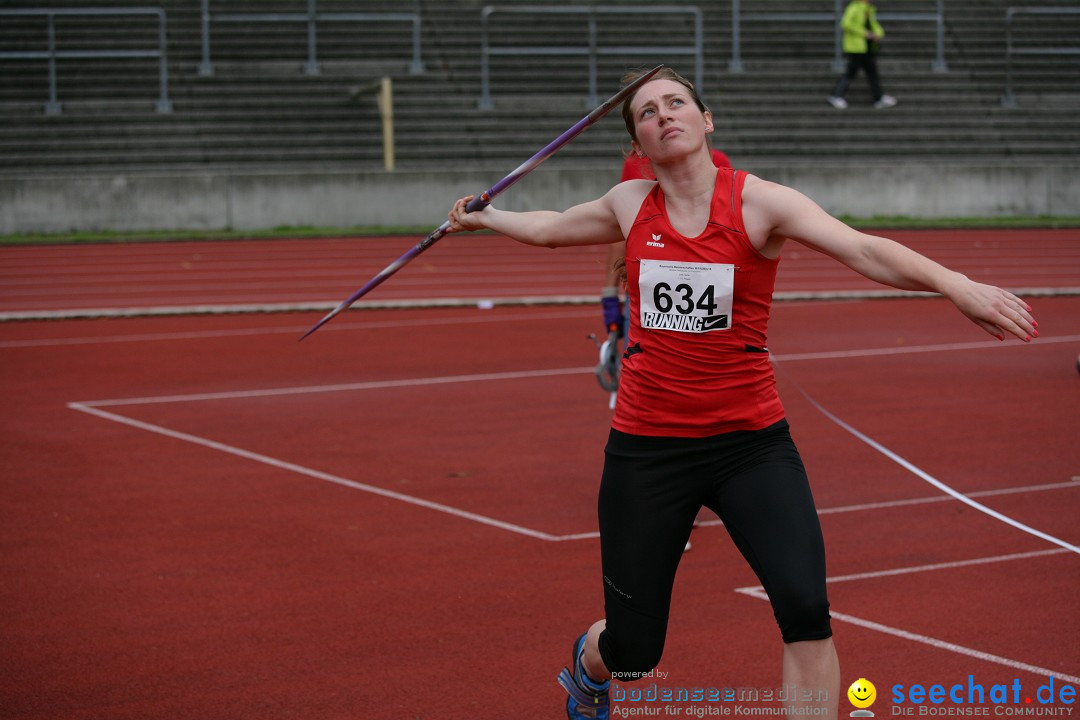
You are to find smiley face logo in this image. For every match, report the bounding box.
[847,678,877,709]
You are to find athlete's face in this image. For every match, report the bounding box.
[629,79,713,162]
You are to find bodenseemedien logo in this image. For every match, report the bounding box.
[849,678,878,717]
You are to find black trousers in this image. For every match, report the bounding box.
[596,420,832,680]
[833,52,884,101]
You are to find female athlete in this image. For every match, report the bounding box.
[445,67,1037,720]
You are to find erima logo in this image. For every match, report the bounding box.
[646,233,665,248]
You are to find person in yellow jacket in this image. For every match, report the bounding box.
[828,0,898,109]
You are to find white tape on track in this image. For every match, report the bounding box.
[773,359,1080,555]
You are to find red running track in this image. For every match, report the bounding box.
[1,228,1077,316]
[0,231,1078,719]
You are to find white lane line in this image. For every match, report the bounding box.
[804,395,1080,554]
[0,295,599,321]
[67,366,602,543]
[0,309,597,348]
[68,402,564,543]
[4,287,1077,321]
[772,357,1080,555]
[774,334,1080,362]
[569,483,1080,541]
[65,406,1080,546]
[693,480,1080,527]
[735,548,1080,685]
[66,356,1080,544]
[821,548,1070,585]
[72,366,596,408]
[737,583,1080,685]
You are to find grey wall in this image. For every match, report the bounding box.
[2,162,1077,234]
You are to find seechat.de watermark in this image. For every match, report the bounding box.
[846,675,1075,718]
[890,676,1075,716]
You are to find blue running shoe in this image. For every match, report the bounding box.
[557,633,609,719]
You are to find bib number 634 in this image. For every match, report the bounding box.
[639,260,735,334]
[653,282,716,315]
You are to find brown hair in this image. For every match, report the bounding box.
[619,67,709,145]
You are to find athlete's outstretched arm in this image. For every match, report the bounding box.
[445,181,650,249]
[742,176,1038,342]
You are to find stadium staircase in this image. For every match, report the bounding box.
[1,1,1077,174]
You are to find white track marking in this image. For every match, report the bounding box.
[67,362,1080,543]
[72,367,595,408]
[7,313,1076,351]
[801,395,1080,554]
[771,356,1080,555]
[67,366,599,543]
[821,548,1069,584]
[735,546,1080,685]
[0,295,600,321]
[774,334,1080,362]
[563,482,1080,541]
[819,609,1080,686]
[68,402,564,542]
[46,296,1079,682]
[71,394,1075,546]
[694,480,1080,527]
[3,286,1076,321]
[84,386,1077,678]
[0,309,597,348]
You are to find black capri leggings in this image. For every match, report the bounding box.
[596,420,832,680]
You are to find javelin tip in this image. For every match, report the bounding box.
[299,306,342,341]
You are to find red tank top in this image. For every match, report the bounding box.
[612,169,786,437]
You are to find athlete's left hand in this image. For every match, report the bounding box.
[948,279,1037,342]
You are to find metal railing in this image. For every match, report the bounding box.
[1001,6,1080,107]
[0,7,172,115]
[728,0,947,73]
[198,0,424,77]
[479,5,703,109]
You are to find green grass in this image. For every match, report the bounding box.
[2,216,1078,246]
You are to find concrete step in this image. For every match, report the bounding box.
[1,0,1077,176]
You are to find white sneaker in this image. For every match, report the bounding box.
[874,95,897,109]
[827,96,848,110]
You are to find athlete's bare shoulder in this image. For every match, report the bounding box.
[611,177,656,197]
[605,179,655,236]
[740,173,777,198]
[741,174,819,226]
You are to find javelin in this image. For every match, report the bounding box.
[299,64,664,341]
